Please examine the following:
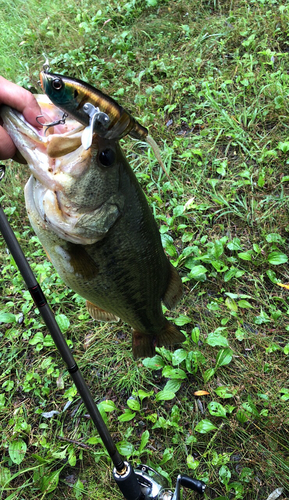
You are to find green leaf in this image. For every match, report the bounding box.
[155,389,176,401]
[278,141,289,153]
[143,355,165,370]
[173,205,184,217]
[0,466,11,487]
[267,252,288,265]
[266,233,284,243]
[188,265,208,280]
[174,315,191,326]
[254,309,270,324]
[203,368,215,382]
[214,386,236,399]
[73,478,85,499]
[208,401,227,418]
[29,332,44,345]
[40,469,61,493]
[86,436,102,445]
[118,409,136,422]
[43,334,56,347]
[127,398,140,411]
[9,439,27,465]
[242,399,259,418]
[225,297,238,312]
[235,327,246,341]
[139,430,149,453]
[279,388,289,401]
[146,0,158,7]
[161,234,177,258]
[186,435,197,445]
[215,348,233,368]
[212,240,224,258]
[194,419,217,433]
[237,251,252,261]
[219,465,231,486]
[236,410,249,423]
[191,327,200,344]
[0,312,16,323]
[116,441,134,457]
[227,238,242,251]
[237,300,252,308]
[68,449,77,466]
[172,349,187,365]
[55,313,70,332]
[224,268,237,282]
[137,390,154,403]
[187,454,200,470]
[163,379,182,393]
[211,260,228,272]
[206,331,229,347]
[162,366,187,379]
[266,270,279,283]
[160,448,173,465]
[99,400,117,412]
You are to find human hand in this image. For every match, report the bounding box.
[0,76,41,160]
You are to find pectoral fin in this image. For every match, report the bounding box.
[86,301,119,322]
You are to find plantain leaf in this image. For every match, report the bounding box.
[194,419,217,433]
[9,439,27,465]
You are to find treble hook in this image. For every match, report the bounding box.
[36,112,68,134]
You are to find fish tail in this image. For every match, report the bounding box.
[157,319,186,348]
[132,320,185,359]
[132,331,156,359]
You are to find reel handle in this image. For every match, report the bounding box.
[179,474,206,494]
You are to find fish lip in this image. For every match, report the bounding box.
[0,97,85,148]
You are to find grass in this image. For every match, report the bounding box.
[0,0,289,498]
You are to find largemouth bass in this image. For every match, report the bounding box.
[0,95,184,358]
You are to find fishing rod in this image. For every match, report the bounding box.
[0,165,206,499]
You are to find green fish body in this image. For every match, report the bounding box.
[1,95,184,358]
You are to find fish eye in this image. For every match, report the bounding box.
[99,148,116,167]
[52,78,63,90]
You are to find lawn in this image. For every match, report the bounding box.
[0,0,288,498]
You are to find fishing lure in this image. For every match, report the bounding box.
[39,66,169,178]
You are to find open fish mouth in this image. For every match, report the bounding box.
[0,95,110,245]
[0,95,88,191]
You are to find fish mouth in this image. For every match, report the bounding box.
[0,94,88,190]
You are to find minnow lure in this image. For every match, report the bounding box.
[40,69,169,178]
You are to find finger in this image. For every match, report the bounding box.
[0,76,41,127]
[0,126,16,160]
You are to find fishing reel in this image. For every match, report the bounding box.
[113,463,206,500]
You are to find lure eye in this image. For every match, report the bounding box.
[99,148,116,167]
[52,78,63,90]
